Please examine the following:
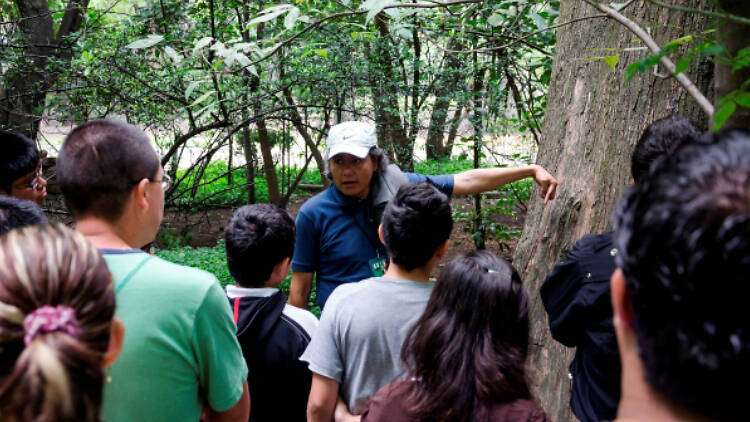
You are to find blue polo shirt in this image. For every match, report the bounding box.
[293,173,453,309]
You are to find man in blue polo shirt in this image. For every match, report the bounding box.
[289,121,559,309]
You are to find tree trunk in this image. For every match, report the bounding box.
[471,52,485,249]
[240,122,256,204]
[426,43,463,160]
[511,2,712,421]
[371,14,413,171]
[444,107,464,156]
[0,0,88,138]
[257,119,281,205]
[715,1,750,129]
[282,88,330,187]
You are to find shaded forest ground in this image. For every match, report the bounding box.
[157,193,526,267]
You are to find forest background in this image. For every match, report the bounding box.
[2,0,749,420]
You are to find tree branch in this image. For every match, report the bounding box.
[586,1,714,118]
[238,0,481,70]
[419,13,608,55]
[647,0,750,26]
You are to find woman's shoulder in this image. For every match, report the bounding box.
[361,380,417,422]
[489,398,550,422]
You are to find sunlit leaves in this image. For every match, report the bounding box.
[125,34,164,49]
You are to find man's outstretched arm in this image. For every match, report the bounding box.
[308,373,340,422]
[289,270,314,309]
[452,164,559,204]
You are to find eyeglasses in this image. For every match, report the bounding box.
[12,165,43,191]
[127,173,172,192]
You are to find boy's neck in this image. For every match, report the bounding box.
[383,263,431,283]
[76,217,138,250]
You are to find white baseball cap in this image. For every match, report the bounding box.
[326,121,377,160]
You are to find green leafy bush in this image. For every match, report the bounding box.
[170,161,323,207]
[154,239,321,316]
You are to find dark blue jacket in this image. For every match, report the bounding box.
[541,232,621,422]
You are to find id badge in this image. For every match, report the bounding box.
[369,257,387,277]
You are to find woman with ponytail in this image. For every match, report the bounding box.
[337,251,549,422]
[0,224,124,422]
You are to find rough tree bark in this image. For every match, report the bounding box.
[371,14,413,171]
[512,2,712,421]
[0,0,88,138]
[425,40,463,160]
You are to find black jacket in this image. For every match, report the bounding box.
[229,290,313,422]
[540,233,621,422]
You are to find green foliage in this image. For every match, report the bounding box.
[156,240,235,286]
[171,161,322,207]
[453,178,533,250]
[155,239,321,317]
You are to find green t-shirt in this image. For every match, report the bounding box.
[100,251,248,422]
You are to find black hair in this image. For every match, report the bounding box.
[381,183,452,271]
[631,114,701,183]
[58,120,160,222]
[0,130,39,192]
[0,196,47,236]
[401,251,531,422]
[225,204,295,287]
[613,128,750,421]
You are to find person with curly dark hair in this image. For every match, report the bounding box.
[610,129,750,421]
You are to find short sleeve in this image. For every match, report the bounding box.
[193,281,248,411]
[292,211,319,273]
[404,173,454,196]
[299,292,344,382]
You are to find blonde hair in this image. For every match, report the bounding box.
[0,224,115,422]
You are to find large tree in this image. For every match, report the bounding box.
[0,0,88,138]
[512,1,713,420]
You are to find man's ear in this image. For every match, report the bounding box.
[273,257,292,280]
[378,224,384,244]
[102,317,125,368]
[370,155,379,172]
[611,268,635,331]
[132,178,151,211]
[435,239,450,261]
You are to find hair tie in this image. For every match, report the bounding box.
[23,305,81,346]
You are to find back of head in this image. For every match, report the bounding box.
[58,120,159,221]
[631,115,701,183]
[0,196,47,236]
[0,130,39,192]
[225,204,295,287]
[401,251,530,422]
[614,129,750,421]
[0,224,115,422]
[381,183,452,270]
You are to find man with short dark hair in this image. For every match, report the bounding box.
[304,182,453,422]
[0,130,47,205]
[57,119,249,422]
[224,204,318,422]
[611,129,750,421]
[0,196,47,236]
[540,115,701,422]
